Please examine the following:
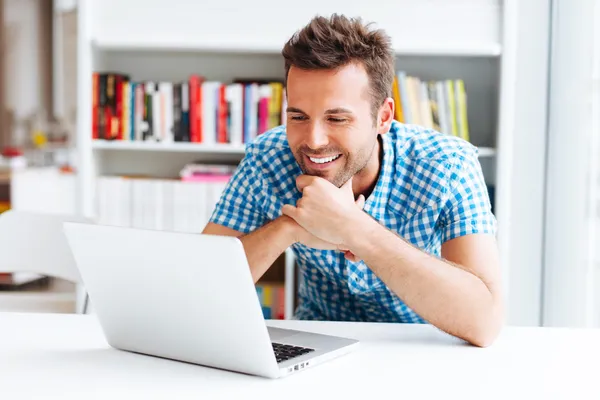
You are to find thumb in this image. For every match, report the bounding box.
[355,194,365,209]
[341,175,354,193]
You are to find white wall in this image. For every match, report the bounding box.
[4,0,42,146]
[502,0,552,327]
[542,0,598,327]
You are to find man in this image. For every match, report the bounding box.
[203,14,503,347]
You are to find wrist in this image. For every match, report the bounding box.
[277,214,300,246]
[341,209,380,252]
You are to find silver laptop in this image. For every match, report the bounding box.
[62,222,359,378]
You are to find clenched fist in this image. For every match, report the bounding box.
[282,175,366,259]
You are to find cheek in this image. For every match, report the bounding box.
[285,127,300,147]
[340,128,371,152]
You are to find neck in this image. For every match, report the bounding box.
[352,135,383,200]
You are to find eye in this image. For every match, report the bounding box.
[328,117,346,123]
[290,115,307,121]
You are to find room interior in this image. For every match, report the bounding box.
[0,0,598,329]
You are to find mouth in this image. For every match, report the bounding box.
[305,153,342,169]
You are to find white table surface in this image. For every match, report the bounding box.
[1,312,598,399]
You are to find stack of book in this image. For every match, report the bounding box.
[392,71,470,142]
[91,70,470,145]
[95,162,234,233]
[91,73,286,145]
[255,282,285,320]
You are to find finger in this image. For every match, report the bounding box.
[281,204,299,220]
[355,194,365,209]
[341,175,354,193]
[296,175,317,192]
[344,251,360,262]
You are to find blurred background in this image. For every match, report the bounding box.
[0,0,598,329]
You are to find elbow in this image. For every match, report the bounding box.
[464,301,505,348]
[466,324,502,348]
[469,315,504,348]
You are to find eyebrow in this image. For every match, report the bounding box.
[286,107,354,114]
[324,107,353,115]
[286,107,306,114]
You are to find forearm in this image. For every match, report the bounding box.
[347,215,502,346]
[240,216,297,283]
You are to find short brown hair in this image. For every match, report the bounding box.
[282,14,395,120]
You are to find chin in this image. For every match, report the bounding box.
[321,172,348,188]
[304,168,333,180]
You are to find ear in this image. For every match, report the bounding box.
[377,97,395,134]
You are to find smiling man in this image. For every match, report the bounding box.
[202,14,503,347]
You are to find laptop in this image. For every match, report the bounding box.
[62,222,359,378]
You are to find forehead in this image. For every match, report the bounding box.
[286,62,371,109]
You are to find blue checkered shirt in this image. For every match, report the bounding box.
[209,120,497,323]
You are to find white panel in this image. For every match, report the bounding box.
[10,168,77,215]
[496,0,551,326]
[543,0,597,327]
[76,0,95,218]
[90,0,502,55]
[592,0,600,329]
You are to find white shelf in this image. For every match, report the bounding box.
[92,140,497,158]
[93,37,502,57]
[92,140,246,155]
[477,147,497,157]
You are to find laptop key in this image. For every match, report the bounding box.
[272,342,315,363]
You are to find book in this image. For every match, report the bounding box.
[91,73,286,146]
[92,71,472,144]
[393,71,472,141]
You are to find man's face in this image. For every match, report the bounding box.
[285,62,379,188]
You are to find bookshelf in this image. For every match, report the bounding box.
[93,140,497,158]
[75,0,551,325]
[92,140,247,155]
[92,37,503,58]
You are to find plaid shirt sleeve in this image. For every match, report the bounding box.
[208,152,268,234]
[439,151,497,242]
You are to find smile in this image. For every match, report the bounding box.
[308,154,341,164]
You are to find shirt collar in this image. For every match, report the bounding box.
[362,132,394,220]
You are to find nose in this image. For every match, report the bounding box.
[306,122,329,150]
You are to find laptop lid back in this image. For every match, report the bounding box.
[63,222,279,378]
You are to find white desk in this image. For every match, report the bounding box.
[1,312,598,399]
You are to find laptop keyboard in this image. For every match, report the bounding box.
[272,342,315,363]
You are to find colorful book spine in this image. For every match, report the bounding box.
[91,72,285,145]
[255,282,285,320]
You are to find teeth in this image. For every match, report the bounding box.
[309,154,340,164]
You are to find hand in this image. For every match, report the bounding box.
[282,175,366,252]
[299,228,361,262]
[294,223,340,250]
[291,215,362,262]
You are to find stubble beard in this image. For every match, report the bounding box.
[294,141,375,188]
